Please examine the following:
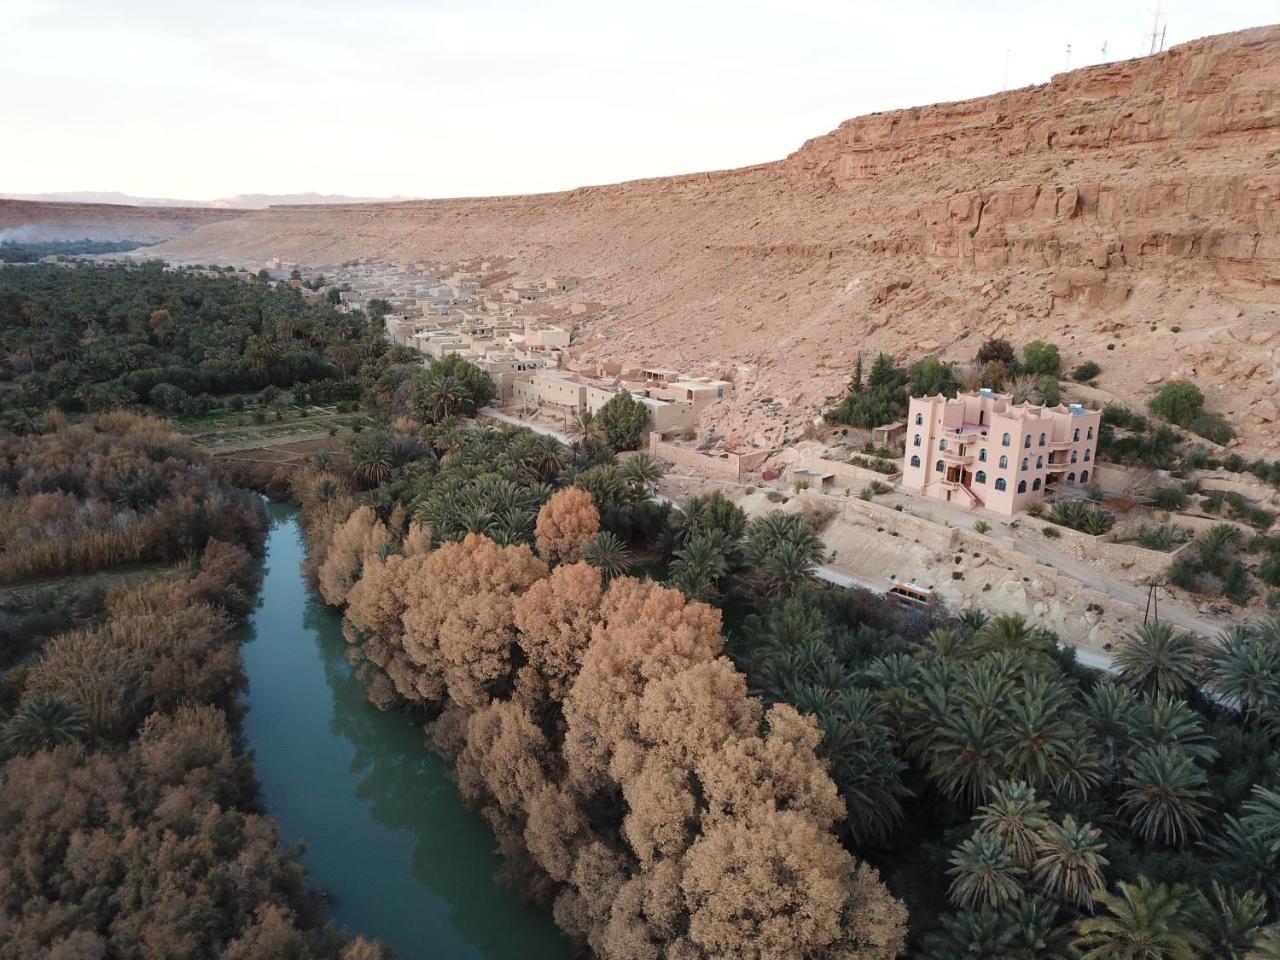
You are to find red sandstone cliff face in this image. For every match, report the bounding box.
[784,27,1279,300]
[40,27,1280,448]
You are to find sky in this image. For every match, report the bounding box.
[2,0,1276,201]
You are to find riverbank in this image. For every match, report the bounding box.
[240,502,573,959]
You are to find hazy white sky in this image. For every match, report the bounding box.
[2,0,1275,200]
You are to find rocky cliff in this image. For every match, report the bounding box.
[65,27,1280,447]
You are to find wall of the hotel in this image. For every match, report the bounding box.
[902,394,1100,515]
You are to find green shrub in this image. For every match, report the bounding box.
[1189,411,1234,445]
[1070,360,1101,382]
[1021,340,1062,376]
[1149,379,1205,426]
[1037,375,1061,407]
[1041,526,1061,539]
[1047,500,1114,535]
[1259,553,1280,587]
[975,338,1015,366]
[1151,486,1189,511]
[973,520,991,534]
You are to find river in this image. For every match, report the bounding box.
[239,503,574,960]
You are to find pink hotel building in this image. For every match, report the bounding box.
[901,389,1102,515]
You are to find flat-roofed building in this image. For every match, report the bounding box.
[902,389,1101,514]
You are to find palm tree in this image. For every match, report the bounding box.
[1075,878,1208,960]
[310,475,343,503]
[1249,927,1280,960]
[1119,745,1210,845]
[975,780,1050,868]
[584,531,631,581]
[669,530,731,603]
[794,687,909,846]
[1087,682,1141,774]
[567,409,604,443]
[998,672,1080,795]
[327,342,362,377]
[1033,816,1109,908]
[1197,882,1271,960]
[244,334,283,371]
[757,539,820,598]
[415,372,467,424]
[1206,621,1280,726]
[3,695,88,755]
[618,451,663,495]
[1115,622,1202,696]
[1135,693,1218,764]
[948,834,1024,910]
[488,509,535,546]
[928,708,1007,809]
[973,613,1054,657]
[1210,785,1280,908]
[924,898,1073,960]
[350,432,394,488]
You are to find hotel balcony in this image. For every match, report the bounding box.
[940,448,974,466]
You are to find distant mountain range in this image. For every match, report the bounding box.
[0,191,416,209]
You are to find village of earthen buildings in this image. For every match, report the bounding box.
[243,253,1277,671]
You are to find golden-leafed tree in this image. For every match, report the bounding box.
[698,702,844,828]
[456,699,551,815]
[562,577,723,791]
[317,506,393,607]
[523,783,589,882]
[534,487,599,564]
[400,534,547,709]
[681,808,906,960]
[513,561,604,704]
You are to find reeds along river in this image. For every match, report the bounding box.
[239,502,573,959]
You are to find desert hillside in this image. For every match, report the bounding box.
[0,199,245,244]
[131,28,1280,448]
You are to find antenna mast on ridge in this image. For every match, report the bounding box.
[1148,0,1166,55]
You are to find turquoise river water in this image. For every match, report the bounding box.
[239,503,574,959]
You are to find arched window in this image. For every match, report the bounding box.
[1087,426,1094,440]
[1039,433,1046,447]
[1081,469,1090,483]
[979,448,988,462]
[935,460,944,473]
[1017,480,1027,493]
[1001,432,1011,447]
[1084,449,1092,461]
[999,455,1008,469]
[1024,435,1032,449]
[1032,477,1041,491]
[1071,450,1078,463]
[1067,472,1076,484]
[975,470,987,484]
[1021,457,1029,471]
[914,413,923,426]
[995,478,1007,491]
[1073,428,1080,442]
[939,439,947,451]
[913,435,921,447]
[1036,456,1043,469]
[910,455,920,468]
